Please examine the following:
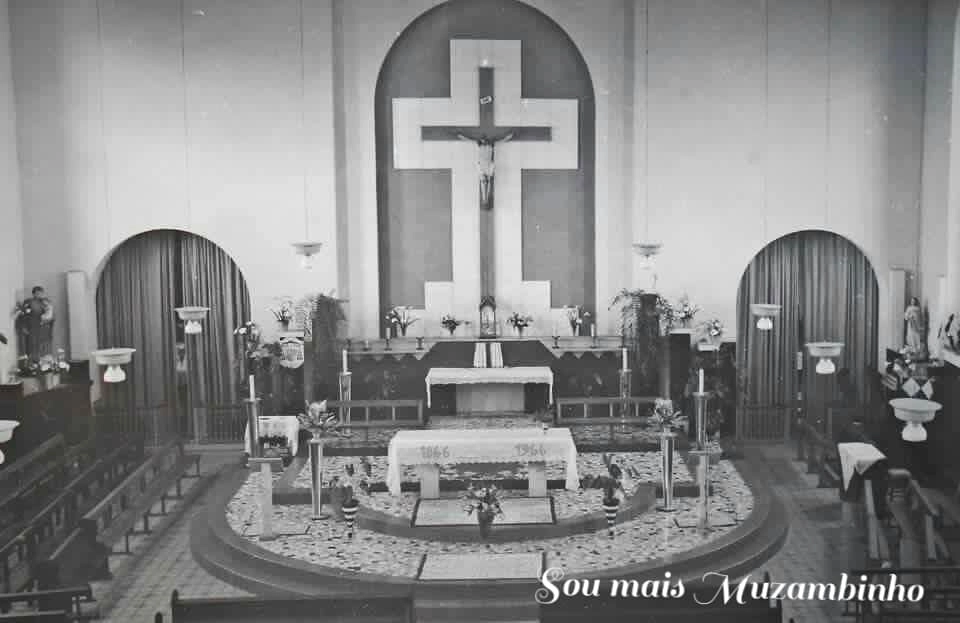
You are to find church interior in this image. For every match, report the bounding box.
[1,0,959,621]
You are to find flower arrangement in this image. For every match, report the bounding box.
[385,306,417,336]
[674,296,699,326]
[297,400,348,440]
[11,301,29,319]
[701,318,723,341]
[234,321,260,340]
[258,434,289,449]
[440,314,468,335]
[655,297,676,333]
[269,299,295,326]
[582,454,629,505]
[506,312,533,330]
[51,349,70,373]
[330,459,372,508]
[16,356,40,378]
[463,483,504,537]
[648,398,687,433]
[563,305,590,335]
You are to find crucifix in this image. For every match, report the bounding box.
[421,66,551,300]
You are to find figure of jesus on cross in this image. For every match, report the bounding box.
[457,131,513,209]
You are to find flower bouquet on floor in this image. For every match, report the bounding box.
[463,484,504,539]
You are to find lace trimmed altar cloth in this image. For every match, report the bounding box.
[386,427,579,496]
[424,366,553,408]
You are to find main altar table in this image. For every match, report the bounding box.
[386,427,579,498]
[425,366,553,413]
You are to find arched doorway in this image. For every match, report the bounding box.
[95,229,250,444]
[735,230,879,440]
[374,0,596,330]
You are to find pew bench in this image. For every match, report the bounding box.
[45,441,200,590]
[0,612,68,622]
[0,585,94,620]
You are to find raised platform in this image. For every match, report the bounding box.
[193,451,787,602]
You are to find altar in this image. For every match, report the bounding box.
[425,366,553,414]
[386,427,579,498]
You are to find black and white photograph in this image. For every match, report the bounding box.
[0,0,955,621]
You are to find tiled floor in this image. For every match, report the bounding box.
[97,444,862,623]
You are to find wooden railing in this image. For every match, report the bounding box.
[885,468,949,567]
[555,396,658,424]
[736,403,794,442]
[863,479,891,564]
[0,437,143,593]
[327,399,424,427]
[0,435,67,495]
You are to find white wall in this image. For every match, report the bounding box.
[0,0,24,380]
[7,0,927,367]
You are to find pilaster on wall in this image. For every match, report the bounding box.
[0,0,24,382]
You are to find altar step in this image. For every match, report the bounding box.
[413,583,538,623]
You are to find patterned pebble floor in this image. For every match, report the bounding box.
[227,456,754,577]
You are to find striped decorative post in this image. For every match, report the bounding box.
[602,499,620,537]
[342,500,359,538]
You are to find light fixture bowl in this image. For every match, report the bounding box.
[0,420,19,443]
[750,303,782,318]
[806,342,844,358]
[175,306,210,334]
[292,241,323,256]
[632,242,662,258]
[92,347,136,367]
[890,398,942,442]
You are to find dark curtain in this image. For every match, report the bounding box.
[736,230,878,432]
[96,230,250,437]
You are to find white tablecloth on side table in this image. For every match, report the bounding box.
[244,416,301,456]
[425,366,553,408]
[386,427,578,495]
[837,442,886,489]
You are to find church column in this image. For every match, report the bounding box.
[0,1,24,382]
[945,15,960,329]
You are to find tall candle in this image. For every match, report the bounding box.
[698,369,704,393]
[342,349,348,373]
[621,347,628,371]
[249,374,255,401]
[591,324,596,337]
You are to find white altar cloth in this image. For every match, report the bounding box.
[244,416,301,456]
[838,442,886,489]
[425,366,553,408]
[386,427,579,496]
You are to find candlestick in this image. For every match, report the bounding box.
[698,369,704,393]
[249,375,255,401]
[342,349,348,373]
[621,347,628,371]
[591,324,596,338]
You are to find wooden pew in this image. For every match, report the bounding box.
[168,589,415,623]
[0,586,94,619]
[0,438,143,593]
[843,567,960,620]
[885,468,950,566]
[45,441,200,587]
[0,612,68,622]
[794,417,842,488]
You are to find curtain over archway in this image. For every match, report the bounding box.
[95,230,250,441]
[736,230,879,439]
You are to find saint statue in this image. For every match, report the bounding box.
[904,297,927,359]
[15,286,54,361]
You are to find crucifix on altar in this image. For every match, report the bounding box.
[392,39,578,326]
[420,66,551,302]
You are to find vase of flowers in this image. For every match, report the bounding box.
[563,306,590,336]
[463,484,503,539]
[649,399,686,512]
[440,314,467,337]
[674,296,699,329]
[506,312,533,337]
[386,306,417,337]
[655,297,676,336]
[270,299,295,332]
[297,400,349,520]
[701,318,723,345]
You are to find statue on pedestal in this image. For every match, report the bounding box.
[904,297,927,360]
[15,286,54,361]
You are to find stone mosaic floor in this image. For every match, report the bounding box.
[226,458,753,577]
